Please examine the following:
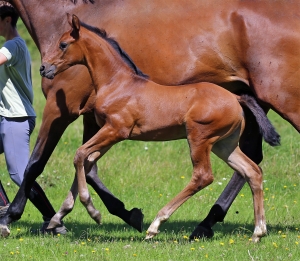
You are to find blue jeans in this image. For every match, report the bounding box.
[0,116,35,186]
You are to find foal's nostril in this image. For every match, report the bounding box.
[39,65,45,73]
[39,65,47,77]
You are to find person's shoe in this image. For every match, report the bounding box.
[40,220,67,235]
[0,204,9,218]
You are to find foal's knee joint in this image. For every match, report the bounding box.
[74,149,85,166]
[79,192,90,205]
[199,173,214,186]
[192,174,214,192]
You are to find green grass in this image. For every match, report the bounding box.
[0,22,300,261]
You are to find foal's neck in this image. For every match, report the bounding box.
[82,31,136,92]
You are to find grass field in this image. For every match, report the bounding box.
[0,22,299,261]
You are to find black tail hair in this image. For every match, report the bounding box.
[238,94,280,146]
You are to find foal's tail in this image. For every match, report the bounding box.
[237,94,280,146]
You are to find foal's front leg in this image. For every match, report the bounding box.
[77,159,102,224]
[146,139,214,239]
[74,125,122,223]
[47,176,79,229]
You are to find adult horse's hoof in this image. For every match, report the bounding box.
[0,224,10,237]
[189,224,214,240]
[128,208,144,232]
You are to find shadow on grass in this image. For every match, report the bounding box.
[8,219,300,241]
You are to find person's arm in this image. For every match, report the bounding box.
[0,52,8,65]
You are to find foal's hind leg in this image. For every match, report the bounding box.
[212,138,266,242]
[146,138,214,239]
[190,109,263,239]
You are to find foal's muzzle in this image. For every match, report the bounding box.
[40,63,56,79]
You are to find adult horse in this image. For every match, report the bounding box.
[1,0,300,238]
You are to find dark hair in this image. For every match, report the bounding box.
[0,2,19,28]
[80,21,148,79]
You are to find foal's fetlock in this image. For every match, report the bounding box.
[90,209,101,224]
[145,219,162,239]
[48,215,62,229]
[251,234,262,243]
[251,225,267,243]
[145,229,159,239]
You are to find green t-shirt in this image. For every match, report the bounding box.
[0,36,36,118]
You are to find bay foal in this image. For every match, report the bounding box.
[41,14,280,242]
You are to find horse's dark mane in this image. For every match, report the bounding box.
[80,22,148,79]
[70,0,95,4]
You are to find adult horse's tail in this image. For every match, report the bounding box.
[237,94,280,147]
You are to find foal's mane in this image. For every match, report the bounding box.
[80,22,149,79]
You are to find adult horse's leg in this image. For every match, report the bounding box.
[190,108,263,239]
[49,113,143,232]
[0,96,76,236]
[0,85,81,226]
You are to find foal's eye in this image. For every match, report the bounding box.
[59,42,68,50]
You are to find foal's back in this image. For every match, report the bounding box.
[126,79,244,141]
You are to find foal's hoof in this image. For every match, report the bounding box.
[0,224,10,237]
[47,215,62,229]
[251,236,261,243]
[189,224,214,240]
[129,208,144,233]
[145,230,158,240]
[92,210,101,224]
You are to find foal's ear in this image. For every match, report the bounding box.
[66,13,80,39]
[72,14,81,32]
